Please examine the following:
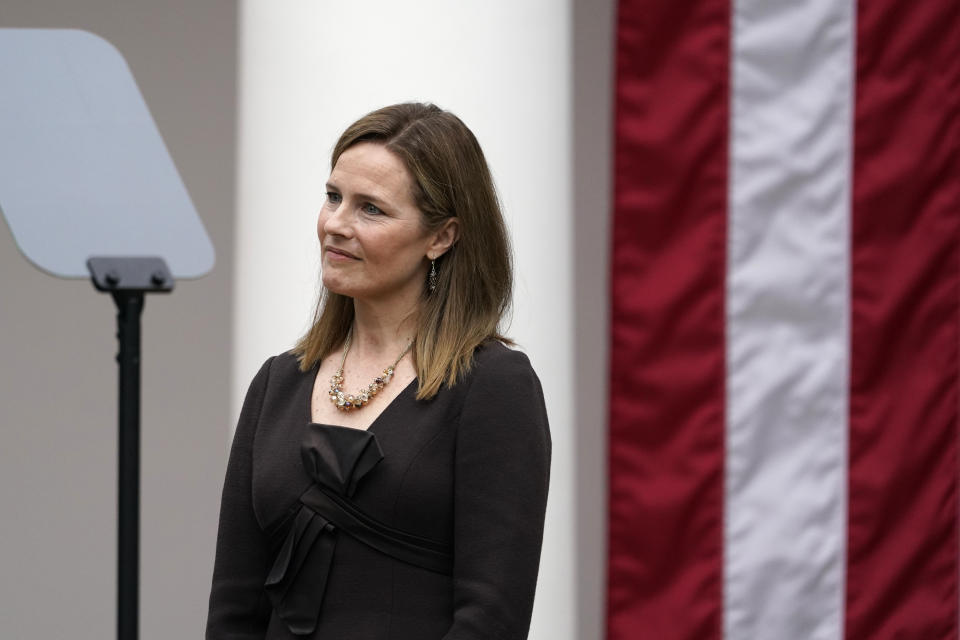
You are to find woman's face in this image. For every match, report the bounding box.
[318,142,437,305]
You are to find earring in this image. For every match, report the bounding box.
[428,259,437,292]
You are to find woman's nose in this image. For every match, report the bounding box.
[321,202,352,237]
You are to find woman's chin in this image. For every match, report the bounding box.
[321,277,352,297]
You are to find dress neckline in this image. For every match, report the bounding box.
[304,361,418,433]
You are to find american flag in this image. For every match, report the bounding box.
[608,0,960,638]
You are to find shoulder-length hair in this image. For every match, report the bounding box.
[292,102,513,400]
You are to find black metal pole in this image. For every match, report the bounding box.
[113,290,144,640]
[88,256,172,640]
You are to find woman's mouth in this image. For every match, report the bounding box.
[324,246,359,261]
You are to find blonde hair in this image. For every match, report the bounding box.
[293,103,513,399]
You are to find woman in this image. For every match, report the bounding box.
[207,102,551,639]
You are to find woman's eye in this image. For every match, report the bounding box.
[326,191,342,205]
[362,203,383,215]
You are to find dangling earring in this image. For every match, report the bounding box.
[428,259,437,292]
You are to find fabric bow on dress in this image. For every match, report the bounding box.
[264,424,384,636]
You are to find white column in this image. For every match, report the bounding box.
[234,1,576,637]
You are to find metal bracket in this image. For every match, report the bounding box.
[87,256,174,293]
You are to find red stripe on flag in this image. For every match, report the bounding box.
[608,1,728,638]
[846,1,960,637]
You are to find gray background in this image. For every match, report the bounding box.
[0,1,236,637]
[571,1,614,638]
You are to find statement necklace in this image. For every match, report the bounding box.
[329,331,414,411]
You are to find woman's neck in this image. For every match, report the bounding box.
[350,297,418,358]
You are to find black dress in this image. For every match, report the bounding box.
[206,341,551,639]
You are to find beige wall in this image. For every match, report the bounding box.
[0,2,236,637]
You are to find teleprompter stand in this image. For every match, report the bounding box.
[88,257,174,639]
[0,30,214,639]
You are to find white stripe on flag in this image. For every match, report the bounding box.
[725,1,854,638]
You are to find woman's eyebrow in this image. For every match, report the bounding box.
[355,192,387,206]
[325,182,388,206]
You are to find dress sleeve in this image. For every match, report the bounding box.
[206,357,275,639]
[443,347,552,640]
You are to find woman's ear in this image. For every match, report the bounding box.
[427,217,460,259]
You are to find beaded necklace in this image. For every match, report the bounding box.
[328,330,413,411]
